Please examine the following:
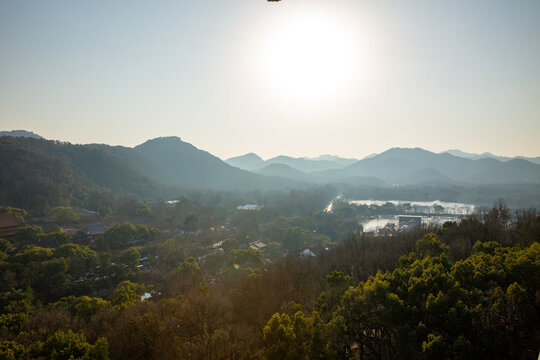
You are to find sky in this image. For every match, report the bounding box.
[1,0,539,160]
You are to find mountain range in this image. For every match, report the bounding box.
[226,148,540,186]
[1,131,539,210]
[442,149,540,165]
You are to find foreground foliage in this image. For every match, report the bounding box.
[0,201,538,359]
[263,238,539,359]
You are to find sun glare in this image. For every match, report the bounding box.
[259,12,361,102]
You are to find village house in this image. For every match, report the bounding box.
[249,241,267,252]
[75,223,107,245]
[0,213,23,238]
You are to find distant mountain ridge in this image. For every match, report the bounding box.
[302,154,358,167]
[341,147,540,185]
[442,149,540,165]
[225,153,357,172]
[227,147,540,186]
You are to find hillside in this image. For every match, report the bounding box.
[133,137,305,190]
[0,137,159,210]
[469,158,540,184]
[0,136,307,210]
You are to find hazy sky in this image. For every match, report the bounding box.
[1,0,539,159]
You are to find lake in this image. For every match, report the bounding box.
[325,196,476,233]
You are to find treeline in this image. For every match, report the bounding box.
[342,183,540,209]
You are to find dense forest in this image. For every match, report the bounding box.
[0,189,538,359]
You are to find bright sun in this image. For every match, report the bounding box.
[259,12,360,102]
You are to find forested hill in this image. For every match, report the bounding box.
[0,136,160,210]
[0,136,305,210]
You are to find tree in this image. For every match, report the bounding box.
[176,257,201,278]
[155,237,186,269]
[54,243,96,262]
[267,242,282,259]
[136,202,151,216]
[40,230,71,246]
[0,340,26,359]
[416,233,449,258]
[311,234,331,246]
[221,237,239,253]
[433,204,445,214]
[263,313,297,360]
[112,281,151,310]
[13,245,53,264]
[97,203,112,217]
[263,311,312,360]
[282,227,310,252]
[101,223,157,249]
[120,247,140,270]
[0,289,33,315]
[28,257,69,301]
[14,226,44,243]
[229,248,264,269]
[102,223,137,249]
[53,206,80,225]
[52,295,110,322]
[28,330,109,360]
[0,238,12,253]
[183,214,199,232]
[317,271,352,318]
[0,289,34,333]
